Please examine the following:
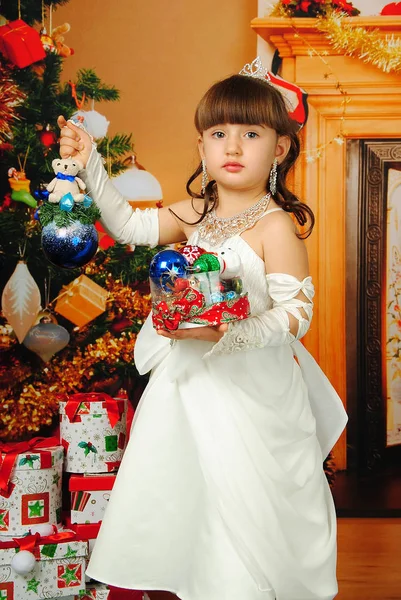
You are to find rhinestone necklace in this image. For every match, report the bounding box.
[197,192,271,246]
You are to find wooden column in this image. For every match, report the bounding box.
[251,16,401,469]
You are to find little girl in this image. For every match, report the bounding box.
[58,62,347,600]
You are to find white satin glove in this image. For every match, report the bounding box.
[205,273,314,357]
[79,145,159,247]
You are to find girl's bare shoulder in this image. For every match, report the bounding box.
[258,206,300,241]
[167,197,209,233]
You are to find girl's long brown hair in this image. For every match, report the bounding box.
[170,74,314,238]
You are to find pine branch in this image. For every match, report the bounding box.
[13,54,66,125]
[97,134,134,158]
[100,244,162,285]
[5,123,60,190]
[96,133,135,175]
[39,201,101,227]
[76,69,120,103]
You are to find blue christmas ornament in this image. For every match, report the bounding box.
[149,249,189,291]
[83,194,93,208]
[211,291,225,303]
[41,220,98,269]
[225,290,237,301]
[34,208,41,221]
[60,192,74,212]
[34,187,49,201]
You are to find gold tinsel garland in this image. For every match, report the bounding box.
[316,12,401,74]
[0,273,152,441]
[270,3,401,74]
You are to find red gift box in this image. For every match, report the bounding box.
[69,474,116,492]
[65,517,101,540]
[0,19,46,68]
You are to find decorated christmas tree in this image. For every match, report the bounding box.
[0,0,159,443]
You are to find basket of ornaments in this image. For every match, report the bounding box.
[149,245,250,331]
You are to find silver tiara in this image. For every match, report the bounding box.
[239,57,270,82]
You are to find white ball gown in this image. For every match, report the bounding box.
[85,225,347,600]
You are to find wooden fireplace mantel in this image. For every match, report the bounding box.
[250,17,401,469]
[251,16,401,58]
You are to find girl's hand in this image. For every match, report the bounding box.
[57,115,93,168]
[157,323,228,343]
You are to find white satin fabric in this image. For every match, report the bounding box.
[86,230,347,600]
[81,147,159,247]
[205,273,314,357]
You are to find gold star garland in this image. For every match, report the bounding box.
[268,4,350,162]
[268,2,401,160]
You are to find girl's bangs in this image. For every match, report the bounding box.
[195,75,287,133]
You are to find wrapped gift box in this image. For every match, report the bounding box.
[59,394,127,474]
[61,522,144,599]
[55,275,108,328]
[0,438,63,536]
[69,474,116,524]
[0,532,87,599]
[64,519,100,563]
[0,19,46,68]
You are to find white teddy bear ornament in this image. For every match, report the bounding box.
[47,157,86,204]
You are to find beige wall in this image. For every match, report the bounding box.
[56,0,258,204]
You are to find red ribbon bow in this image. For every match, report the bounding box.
[152,287,205,331]
[0,436,60,494]
[0,530,78,553]
[61,392,125,429]
[152,287,250,331]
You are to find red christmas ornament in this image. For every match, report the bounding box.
[174,278,190,292]
[95,222,115,249]
[39,125,57,148]
[0,142,13,154]
[0,193,13,212]
[111,317,133,335]
[178,245,207,266]
[381,2,401,14]
[299,1,312,11]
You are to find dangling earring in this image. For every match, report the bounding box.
[269,158,278,196]
[201,159,208,196]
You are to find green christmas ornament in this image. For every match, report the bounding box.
[193,253,220,273]
[231,277,243,295]
[11,189,37,208]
